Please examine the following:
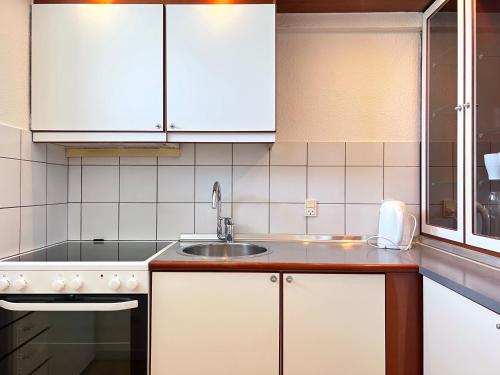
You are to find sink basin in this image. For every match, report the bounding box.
[178,243,269,259]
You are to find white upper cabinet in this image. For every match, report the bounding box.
[31,4,163,133]
[165,4,276,135]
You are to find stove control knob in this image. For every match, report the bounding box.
[0,277,10,290]
[126,277,139,291]
[108,276,121,291]
[13,277,27,291]
[69,277,83,291]
[51,278,65,292]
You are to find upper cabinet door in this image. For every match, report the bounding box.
[166,4,276,133]
[464,0,500,252]
[421,0,465,242]
[31,4,163,132]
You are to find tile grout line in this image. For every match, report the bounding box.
[17,134,22,254]
[156,156,159,241]
[344,142,347,235]
[305,142,309,235]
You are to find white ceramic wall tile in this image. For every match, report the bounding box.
[82,166,119,202]
[194,203,231,234]
[158,144,194,165]
[21,161,47,206]
[270,166,306,203]
[233,144,269,165]
[233,166,269,203]
[0,208,20,258]
[68,157,81,165]
[47,164,68,204]
[384,142,420,166]
[82,157,119,166]
[270,203,306,234]
[68,166,81,203]
[119,203,156,240]
[270,142,307,165]
[195,144,232,165]
[81,203,119,240]
[68,203,81,240]
[307,204,345,235]
[346,142,383,166]
[120,157,157,165]
[47,204,68,245]
[21,130,46,162]
[120,166,157,202]
[0,158,20,208]
[158,166,195,202]
[233,203,269,234]
[307,167,344,203]
[47,144,67,165]
[384,167,420,204]
[346,167,383,204]
[307,142,345,166]
[195,166,232,203]
[157,203,195,240]
[0,124,20,159]
[345,204,380,235]
[20,206,47,252]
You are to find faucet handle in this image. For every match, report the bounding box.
[223,217,234,242]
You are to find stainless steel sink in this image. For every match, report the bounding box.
[178,243,269,259]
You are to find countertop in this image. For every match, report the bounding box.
[150,239,500,314]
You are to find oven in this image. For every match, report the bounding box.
[0,294,147,375]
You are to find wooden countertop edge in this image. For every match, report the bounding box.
[149,261,420,272]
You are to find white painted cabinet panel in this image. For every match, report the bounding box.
[151,272,279,375]
[166,4,275,133]
[424,277,500,375]
[31,5,163,133]
[283,273,386,375]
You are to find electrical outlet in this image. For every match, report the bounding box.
[305,199,318,217]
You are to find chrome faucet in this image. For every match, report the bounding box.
[211,181,234,242]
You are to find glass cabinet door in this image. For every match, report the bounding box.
[422,0,465,241]
[465,0,500,252]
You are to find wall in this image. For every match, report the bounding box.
[0,0,31,130]
[67,142,420,241]
[276,13,421,141]
[0,123,68,259]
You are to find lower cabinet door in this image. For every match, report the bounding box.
[283,273,386,375]
[424,277,500,375]
[151,272,280,375]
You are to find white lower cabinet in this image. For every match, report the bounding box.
[283,273,386,375]
[151,272,280,375]
[424,277,500,375]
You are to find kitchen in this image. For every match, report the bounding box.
[0,0,498,374]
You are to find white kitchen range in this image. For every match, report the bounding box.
[0,0,499,375]
[0,241,173,374]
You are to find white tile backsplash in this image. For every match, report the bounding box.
[346,142,383,166]
[120,166,157,202]
[270,166,306,202]
[82,166,119,202]
[119,203,156,240]
[0,158,20,208]
[0,127,68,259]
[15,138,421,244]
[158,166,195,202]
[346,167,383,204]
[307,167,344,203]
[81,203,118,240]
[233,166,269,203]
[20,205,47,252]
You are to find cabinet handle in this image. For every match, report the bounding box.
[454,105,463,112]
[286,276,293,283]
[464,102,471,109]
[155,123,162,129]
[270,275,277,283]
[496,324,500,330]
[169,123,176,129]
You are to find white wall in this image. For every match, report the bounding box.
[276,13,421,141]
[0,0,31,130]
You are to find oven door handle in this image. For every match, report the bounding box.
[0,299,138,312]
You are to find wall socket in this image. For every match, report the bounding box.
[305,199,318,217]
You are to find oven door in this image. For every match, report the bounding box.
[0,294,147,375]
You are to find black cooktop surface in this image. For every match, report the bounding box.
[2,241,172,262]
